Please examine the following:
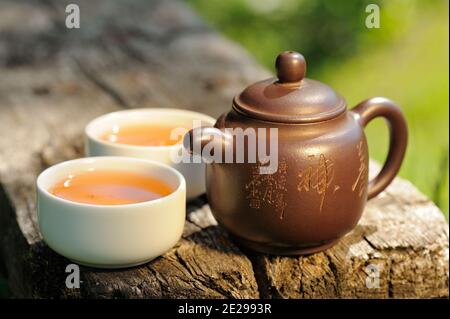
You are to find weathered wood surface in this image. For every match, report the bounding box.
[0,0,448,299]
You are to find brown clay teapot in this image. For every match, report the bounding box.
[185,51,407,255]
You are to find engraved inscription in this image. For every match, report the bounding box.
[297,154,336,212]
[334,185,340,193]
[352,141,367,197]
[245,160,288,219]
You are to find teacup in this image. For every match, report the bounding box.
[85,108,215,200]
[37,156,186,268]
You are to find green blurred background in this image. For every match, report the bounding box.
[187,0,449,217]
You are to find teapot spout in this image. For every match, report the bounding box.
[183,127,230,162]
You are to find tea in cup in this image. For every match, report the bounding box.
[37,157,186,268]
[49,169,174,205]
[100,123,185,147]
[85,108,215,199]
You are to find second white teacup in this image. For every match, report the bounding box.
[85,108,215,200]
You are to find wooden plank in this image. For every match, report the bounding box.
[0,0,447,298]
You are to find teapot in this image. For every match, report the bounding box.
[185,51,407,255]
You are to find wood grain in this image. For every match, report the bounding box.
[0,0,447,298]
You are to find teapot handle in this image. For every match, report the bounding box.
[351,97,408,199]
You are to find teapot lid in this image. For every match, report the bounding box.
[233,51,346,123]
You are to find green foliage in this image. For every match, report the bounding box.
[187,0,449,217]
[188,0,382,71]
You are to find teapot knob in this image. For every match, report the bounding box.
[276,51,306,83]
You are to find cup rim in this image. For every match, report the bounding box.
[36,156,186,209]
[84,108,216,151]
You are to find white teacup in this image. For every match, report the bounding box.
[37,157,186,269]
[85,108,215,200]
